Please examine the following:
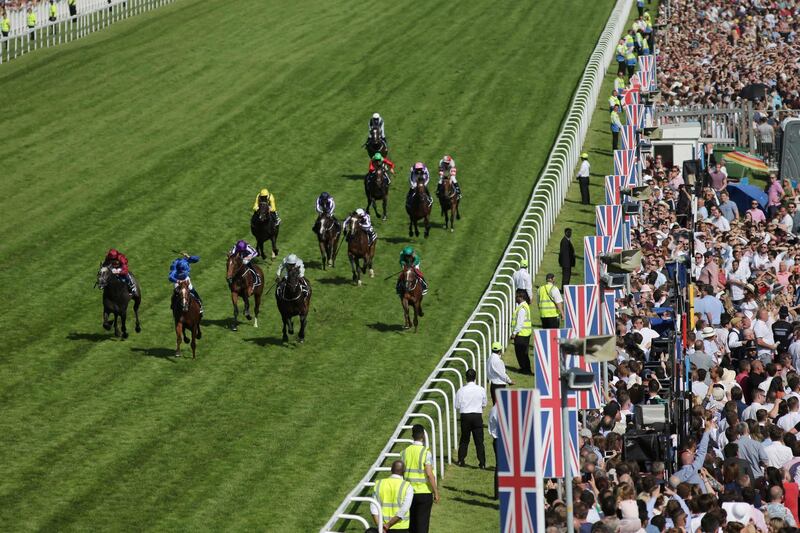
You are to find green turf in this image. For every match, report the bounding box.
[0,1,615,530]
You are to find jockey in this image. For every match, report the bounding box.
[368,152,395,182]
[437,166,462,199]
[229,239,258,265]
[252,188,281,225]
[369,112,386,142]
[169,253,203,315]
[103,248,136,294]
[344,208,377,244]
[398,245,428,295]
[312,192,340,234]
[276,253,306,281]
[438,154,456,174]
[407,162,432,207]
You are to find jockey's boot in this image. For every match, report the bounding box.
[396,279,403,295]
[421,277,429,295]
[454,183,462,199]
[436,183,444,196]
[424,187,433,207]
[368,229,377,245]
[272,212,281,225]
[191,289,204,316]
[126,277,137,295]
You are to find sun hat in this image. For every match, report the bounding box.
[701,326,716,339]
[491,342,503,352]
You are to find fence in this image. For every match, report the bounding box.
[319,0,634,531]
[0,0,175,64]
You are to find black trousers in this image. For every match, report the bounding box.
[493,438,499,499]
[69,4,77,16]
[458,413,485,466]
[514,335,531,374]
[409,493,433,533]
[541,316,560,329]
[578,176,590,204]
[490,383,507,405]
[561,267,572,288]
[617,60,626,76]
[612,130,619,151]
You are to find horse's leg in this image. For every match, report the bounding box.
[413,302,419,333]
[349,254,359,285]
[175,322,183,357]
[288,316,295,335]
[120,309,128,339]
[319,238,327,270]
[402,298,410,329]
[409,217,414,238]
[102,308,111,330]
[253,291,261,328]
[191,327,197,359]
[381,196,387,221]
[424,214,430,238]
[271,228,279,259]
[133,295,142,332]
[243,292,252,321]
[231,291,239,331]
[113,313,120,337]
[282,316,289,342]
[298,312,307,343]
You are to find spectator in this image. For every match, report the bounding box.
[455,369,486,469]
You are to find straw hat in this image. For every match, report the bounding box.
[701,326,717,339]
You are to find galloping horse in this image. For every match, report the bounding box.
[364,127,388,159]
[96,266,141,338]
[365,167,390,221]
[346,217,376,286]
[406,178,431,238]
[437,172,460,232]
[275,266,312,342]
[399,265,424,332]
[251,201,279,260]
[172,279,201,358]
[316,213,341,270]
[226,254,264,331]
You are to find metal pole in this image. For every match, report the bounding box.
[562,375,574,533]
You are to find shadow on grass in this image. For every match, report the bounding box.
[304,260,323,270]
[450,497,499,510]
[340,173,365,180]
[203,318,234,329]
[244,336,288,347]
[443,485,495,498]
[565,219,597,227]
[130,347,177,362]
[66,332,111,342]
[382,236,409,244]
[367,322,405,332]
[318,276,353,285]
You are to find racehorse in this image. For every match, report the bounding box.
[251,201,279,260]
[226,253,264,331]
[406,177,431,238]
[364,127,388,159]
[437,172,460,232]
[365,167,390,221]
[315,212,341,270]
[172,279,201,358]
[399,265,424,332]
[346,216,376,286]
[275,266,312,342]
[96,266,141,339]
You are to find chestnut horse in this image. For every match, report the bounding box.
[250,201,279,260]
[346,216,376,286]
[275,266,311,342]
[96,266,141,338]
[406,178,431,238]
[226,254,264,331]
[399,265,424,332]
[172,279,201,358]
[315,212,341,270]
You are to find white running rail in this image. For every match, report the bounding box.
[0,0,176,64]
[321,0,634,530]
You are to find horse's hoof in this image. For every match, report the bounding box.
[135,325,142,333]
[450,228,454,233]
[369,269,374,278]
[403,325,410,330]
[282,336,289,342]
[175,351,181,357]
[122,332,129,339]
[102,323,111,331]
[382,216,387,221]
[357,280,362,286]
[299,338,304,344]
[245,313,252,321]
[231,325,238,332]
[197,330,202,340]
[253,318,258,328]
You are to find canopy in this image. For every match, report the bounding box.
[722,151,770,174]
[726,183,768,214]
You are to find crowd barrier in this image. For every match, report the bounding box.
[319,0,635,530]
[0,0,175,64]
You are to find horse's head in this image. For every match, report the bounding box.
[226,253,243,284]
[257,201,271,221]
[347,216,358,235]
[176,279,191,311]
[286,264,300,286]
[96,266,111,289]
[415,177,426,192]
[369,127,380,142]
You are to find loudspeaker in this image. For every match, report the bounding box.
[634,404,669,431]
[781,119,800,180]
[623,431,668,472]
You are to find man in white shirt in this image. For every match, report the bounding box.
[778,396,800,433]
[742,389,780,421]
[512,259,532,303]
[455,368,487,468]
[577,152,591,205]
[632,316,660,356]
[753,308,778,364]
[487,342,513,405]
[709,205,731,232]
[488,403,499,500]
[371,460,414,530]
[764,426,794,468]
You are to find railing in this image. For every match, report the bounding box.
[319,0,634,530]
[0,0,175,64]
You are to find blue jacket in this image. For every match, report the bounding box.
[169,256,199,283]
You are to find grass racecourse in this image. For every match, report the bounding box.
[0,0,615,530]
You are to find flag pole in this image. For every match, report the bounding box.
[561,350,575,533]
[533,390,545,533]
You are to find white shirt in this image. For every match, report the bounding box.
[778,411,800,432]
[512,303,531,335]
[578,160,590,178]
[512,268,532,299]
[742,401,765,421]
[370,474,414,519]
[548,285,564,304]
[753,318,776,358]
[456,382,487,414]
[711,215,731,232]
[692,381,709,399]
[488,404,499,439]
[764,441,794,468]
[488,353,512,385]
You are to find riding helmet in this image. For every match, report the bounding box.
[320,192,330,199]
[402,246,413,256]
[286,254,298,264]
[373,152,383,161]
[372,112,380,119]
[414,162,424,170]
[355,208,366,217]
[107,248,119,258]
[236,240,248,251]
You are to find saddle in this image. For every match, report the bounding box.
[277,277,310,300]
[246,267,262,288]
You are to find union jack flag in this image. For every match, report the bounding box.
[497,388,544,533]
[620,124,638,150]
[614,149,637,181]
[532,328,579,478]
[602,290,617,335]
[605,174,637,205]
[638,55,656,91]
[624,104,643,130]
[564,285,603,409]
[596,204,625,251]
[622,87,640,106]
[583,235,612,285]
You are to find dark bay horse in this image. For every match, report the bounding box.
[365,167,390,221]
[172,279,201,358]
[364,127,388,159]
[437,173,460,232]
[96,266,141,339]
[316,213,341,270]
[251,201,279,260]
[275,267,311,342]
[406,178,431,238]
[226,254,264,331]
[346,217,376,286]
[399,265,424,332]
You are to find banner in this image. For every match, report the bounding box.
[564,285,604,409]
[584,235,613,285]
[613,149,637,181]
[596,204,625,251]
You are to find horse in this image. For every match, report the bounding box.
[172,279,201,358]
[346,216,376,286]
[226,254,264,331]
[364,127,388,159]
[96,266,141,339]
[275,266,312,342]
[315,212,341,270]
[437,172,460,232]
[250,201,279,260]
[399,265,424,332]
[365,167,390,221]
[406,178,431,238]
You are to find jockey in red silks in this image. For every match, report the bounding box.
[103,248,136,294]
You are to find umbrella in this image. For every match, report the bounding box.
[738,83,769,101]
[726,182,769,214]
[722,151,770,173]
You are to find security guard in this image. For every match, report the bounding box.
[511,290,533,374]
[625,47,637,79]
[1,12,10,37]
[371,460,414,532]
[538,273,564,329]
[26,7,36,42]
[68,0,77,19]
[614,71,627,96]
[577,152,591,205]
[401,425,439,533]
[49,0,57,22]
[608,89,621,112]
[615,38,627,76]
[610,104,623,151]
